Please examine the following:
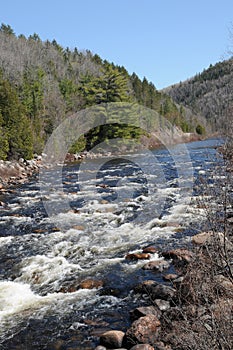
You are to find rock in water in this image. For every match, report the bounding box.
[143,260,170,271]
[134,280,175,300]
[142,245,158,254]
[126,253,151,260]
[162,248,193,263]
[79,279,104,289]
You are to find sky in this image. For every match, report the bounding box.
[1,0,233,89]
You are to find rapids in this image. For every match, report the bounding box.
[0,138,222,349]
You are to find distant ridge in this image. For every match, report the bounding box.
[164,58,233,130]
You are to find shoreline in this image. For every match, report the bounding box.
[94,231,233,350]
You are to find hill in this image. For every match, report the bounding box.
[164,58,233,130]
[0,23,205,160]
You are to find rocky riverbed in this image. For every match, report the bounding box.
[1,137,231,350]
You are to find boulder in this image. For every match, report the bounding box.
[142,246,158,254]
[134,280,176,300]
[130,306,161,321]
[143,260,170,272]
[100,330,125,348]
[124,315,160,348]
[162,248,193,263]
[126,253,151,260]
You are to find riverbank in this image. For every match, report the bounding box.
[94,230,233,350]
[0,156,43,190]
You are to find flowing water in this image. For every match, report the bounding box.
[0,138,222,349]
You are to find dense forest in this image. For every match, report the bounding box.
[0,23,206,160]
[165,58,233,129]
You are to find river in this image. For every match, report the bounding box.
[0,137,222,349]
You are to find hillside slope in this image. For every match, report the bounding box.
[0,24,206,159]
[164,58,233,130]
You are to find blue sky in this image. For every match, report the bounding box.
[1,0,232,89]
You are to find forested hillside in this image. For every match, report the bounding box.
[0,24,205,160]
[165,58,233,130]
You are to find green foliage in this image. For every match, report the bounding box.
[0,112,9,160]
[28,33,41,42]
[180,120,191,133]
[196,124,205,135]
[79,65,131,106]
[0,75,33,159]
[0,23,15,35]
[21,67,45,118]
[69,135,86,153]
[59,78,77,111]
